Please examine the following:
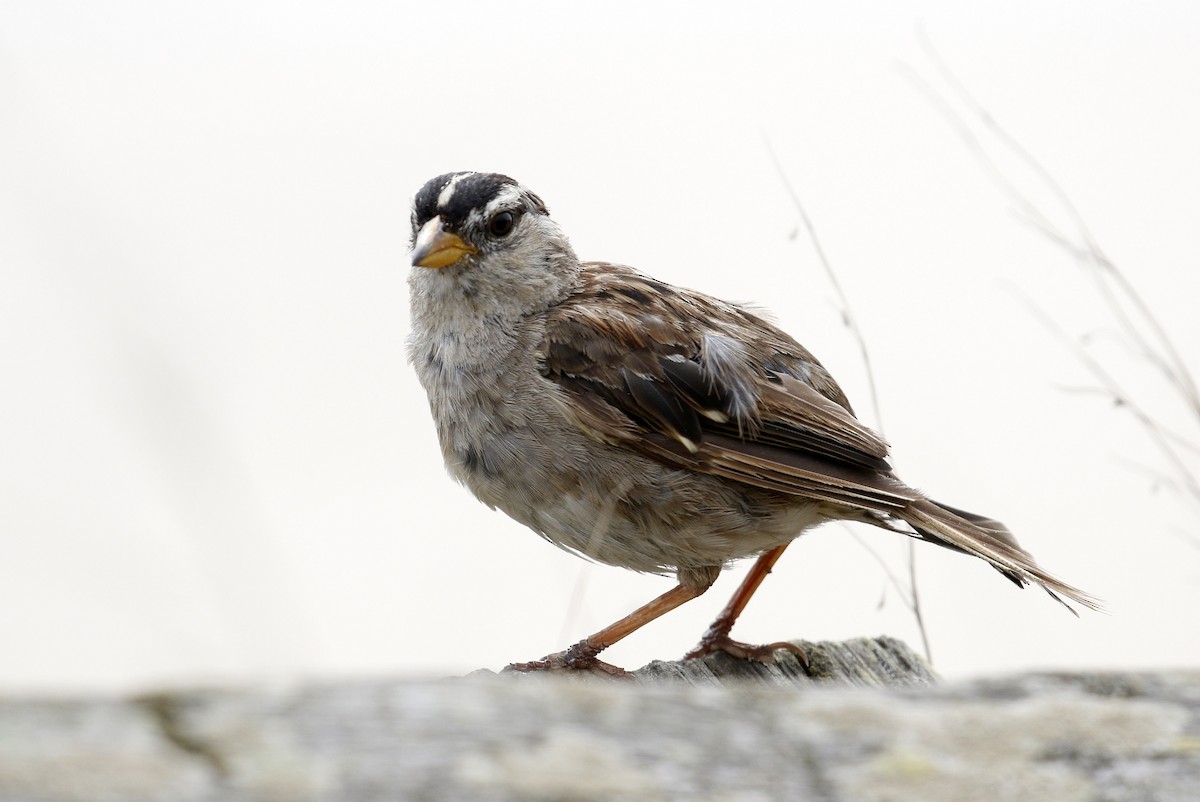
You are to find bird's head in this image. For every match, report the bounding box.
[409,172,579,317]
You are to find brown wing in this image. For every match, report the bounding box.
[538,264,913,514]
[538,264,1101,612]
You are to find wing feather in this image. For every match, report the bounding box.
[537,264,1100,612]
[540,264,891,488]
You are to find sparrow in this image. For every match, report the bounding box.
[407,171,1097,675]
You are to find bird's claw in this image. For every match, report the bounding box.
[502,640,633,678]
[684,633,808,667]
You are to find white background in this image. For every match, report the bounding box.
[2,1,1198,693]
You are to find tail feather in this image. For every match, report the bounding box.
[928,500,1021,551]
[899,498,1102,614]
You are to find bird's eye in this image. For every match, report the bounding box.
[488,210,516,238]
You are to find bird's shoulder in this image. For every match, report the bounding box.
[541,263,846,407]
[535,262,891,474]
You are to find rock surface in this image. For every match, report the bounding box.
[1,637,1197,802]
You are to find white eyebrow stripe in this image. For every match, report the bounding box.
[437,172,474,208]
[482,184,523,216]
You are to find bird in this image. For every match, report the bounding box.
[406,171,1098,675]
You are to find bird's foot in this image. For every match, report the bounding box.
[684,630,808,667]
[502,640,632,678]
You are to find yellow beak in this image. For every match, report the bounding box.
[412,217,477,268]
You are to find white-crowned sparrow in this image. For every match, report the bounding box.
[407,171,1097,675]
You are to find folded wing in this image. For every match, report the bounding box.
[537,263,1100,612]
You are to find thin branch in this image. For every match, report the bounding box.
[843,528,933,662]
[914,26,1200,419]
[1018,293,1200,500]
[900,62,1187,400]
[844,529,914,607]
[894,61,1057,238]
[765,135,934,662]
[762,134,886,433]
[1017,215,1193,398]
[905,29,1200,539]
[906,541,931,663]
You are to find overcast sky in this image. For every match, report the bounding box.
[2,0,1198,692]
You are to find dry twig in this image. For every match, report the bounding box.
[903,28,1200,545]
[763,135,933,662]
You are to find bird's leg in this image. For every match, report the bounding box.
[684,544,807,666]
[505,581,709,677]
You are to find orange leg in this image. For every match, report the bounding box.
[684,544,807,665]
[506,581,710,677]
